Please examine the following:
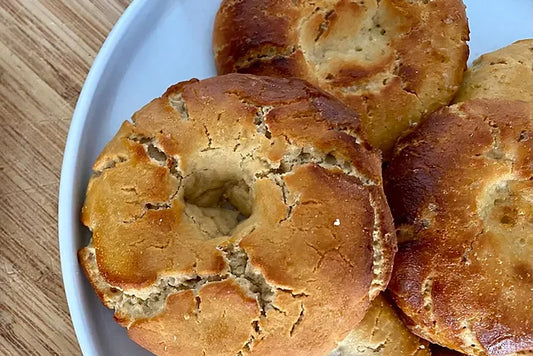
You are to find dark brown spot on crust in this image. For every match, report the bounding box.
[513,262,533,283]
[397,63,421,95]
[332,62,390,86]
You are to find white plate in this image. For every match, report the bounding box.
[58,0,533,354]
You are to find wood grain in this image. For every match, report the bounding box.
[0,0,131,354]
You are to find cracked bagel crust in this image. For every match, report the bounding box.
[79,73,396,355]
[385,99,533,355]
[330,294,430,356]
[213,0,469,157]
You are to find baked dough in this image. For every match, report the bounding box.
[454,40,533,103]
[213,0,469,156]
[330,294,430,356]
[79,73,396,355]
[385,99,533,355]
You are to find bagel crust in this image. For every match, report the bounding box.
[454,40,533,104]
[385,99,533,355]
[79,73,396,355]
[330,294,430,356]
[213,0,469,156]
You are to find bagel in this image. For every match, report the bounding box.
[213,0,469,156]
[330,294,430,356]
[454,40,533,103]
[79,73,396,355]
[385,99,533,355]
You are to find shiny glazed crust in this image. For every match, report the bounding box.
[213,0,469,156]
[78,73,396,355]
[385,99,533,355]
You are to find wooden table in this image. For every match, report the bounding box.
[1,1,131,354]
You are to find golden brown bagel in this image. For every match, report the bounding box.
[79,73,396,356]
[385,99,533,355]
[213,0,469,157]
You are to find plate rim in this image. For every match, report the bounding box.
[58,0,148,354]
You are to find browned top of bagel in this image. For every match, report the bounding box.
[454,39,533,104]
[385,99,533,355]
[79,73,396,355]
[213,0,469,157]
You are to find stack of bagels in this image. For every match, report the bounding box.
[78,1,532,355]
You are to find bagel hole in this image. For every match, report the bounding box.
[183,172,252,238]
